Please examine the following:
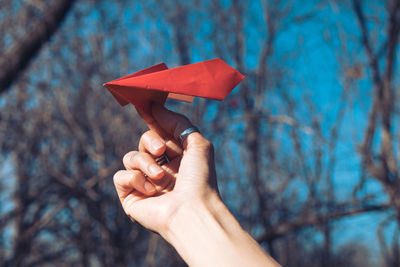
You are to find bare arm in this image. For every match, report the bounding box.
[165,192,279,267]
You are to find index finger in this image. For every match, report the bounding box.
[151,103,193,140]
[136,106,170,139]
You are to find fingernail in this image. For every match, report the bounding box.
[149,164,163,175]
[144,181,156,193]
[151,139,164,150]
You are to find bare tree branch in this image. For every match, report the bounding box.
[257,203,392,243]
[0,0,76,92]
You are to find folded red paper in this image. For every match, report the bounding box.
[103,58,245,114]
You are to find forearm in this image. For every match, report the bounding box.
[163,192,280,267]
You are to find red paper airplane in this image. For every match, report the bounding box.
[103,58,244,114]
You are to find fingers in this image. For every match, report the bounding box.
[139,130,166,156]
[113,170,157,200]
[123,151,165,179]
[122,150,176,193]
[139,130,183,158]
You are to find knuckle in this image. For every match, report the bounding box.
[135,152,149,163]
[113,170,124,183]
[140,130,152,142]
[123,151,139,165]
[192,135,213,151]
[130,170,142,180]
[123,152,132,164]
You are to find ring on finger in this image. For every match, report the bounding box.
[154,152,170,166]
[177,126,200,146]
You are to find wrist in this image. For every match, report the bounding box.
[162,190,225,242]
[163,191,230,263]
[162,191,247,266]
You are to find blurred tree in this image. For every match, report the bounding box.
[0,0,76,92]
[351,0,400,265]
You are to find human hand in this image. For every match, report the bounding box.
[113,103,218,235]
[113,103,280,267]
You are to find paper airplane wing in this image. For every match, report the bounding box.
[104,58,245,112]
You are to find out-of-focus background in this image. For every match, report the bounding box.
[0,0,399,266]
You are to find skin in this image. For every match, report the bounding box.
[113,103,280,267]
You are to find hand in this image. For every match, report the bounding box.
[113,103,280,266]
[113,103,218,235]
